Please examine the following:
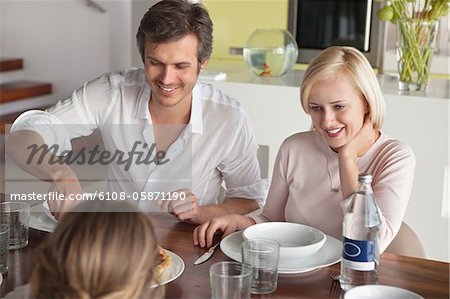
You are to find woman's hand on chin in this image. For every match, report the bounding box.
[339,116,379,160]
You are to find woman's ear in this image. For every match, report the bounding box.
[364,101,370,114]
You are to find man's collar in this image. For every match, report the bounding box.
[136,85,151,121]
[190,82,203,134]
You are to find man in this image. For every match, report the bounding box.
[6,0,266,224]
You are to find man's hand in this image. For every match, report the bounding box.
[156,190,260,225]
[156,189,206,224]
[6,130,84,219]
[193,214,254,248]
[47,166,83,220]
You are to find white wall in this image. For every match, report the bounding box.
[212,82,307,177]
[98,0,133,72]
[131,0,160,67]
[0,0,135,111]
[382,95,449,263]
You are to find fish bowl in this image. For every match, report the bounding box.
[243,29,298,77]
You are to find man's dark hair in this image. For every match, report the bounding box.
[136,0,213,64]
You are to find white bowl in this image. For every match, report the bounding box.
[344,285,424,299]
[242,222,326,260]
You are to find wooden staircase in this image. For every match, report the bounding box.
[0,58,23,72]
[0,58,52,134]
[0,81,52,103]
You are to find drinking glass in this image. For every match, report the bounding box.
[210,261,252,299]
[0,202,30,249]
[242,238,280,294]
[0,224,9,274]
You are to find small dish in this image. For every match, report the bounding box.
[344,285,424,299]
[151,250,185,287]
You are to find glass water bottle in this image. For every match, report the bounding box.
[340,173,381,291]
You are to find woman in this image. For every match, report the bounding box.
[193,46,415,253]
[5,201,164,299]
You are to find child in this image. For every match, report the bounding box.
[5,201,164,299]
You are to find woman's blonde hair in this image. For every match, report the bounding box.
[300,46,385,130]
[31,201,162,299]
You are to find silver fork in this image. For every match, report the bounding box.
[330,274,340,281]
[329,274,342,297]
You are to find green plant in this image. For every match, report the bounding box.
[376,0,449,90]
[377,0,449,23]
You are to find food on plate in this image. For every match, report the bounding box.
[156,246,172,278]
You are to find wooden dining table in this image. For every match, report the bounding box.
[0,211,449,298]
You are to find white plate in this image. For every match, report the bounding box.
[42,201,57,222]
[220,231,342,274]
[0,273,3,286]
[152,250,185,287]
[344,285,424,299]
[30,203,57,233]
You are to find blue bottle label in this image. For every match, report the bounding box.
[342,237,376,271]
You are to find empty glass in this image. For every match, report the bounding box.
[242,238,280,294]
[0,224,9,274]
[0,202,30,249]
[210,261,252,299]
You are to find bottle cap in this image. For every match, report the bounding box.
[358,173,372,183]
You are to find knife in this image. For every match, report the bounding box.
[194,242,220,265]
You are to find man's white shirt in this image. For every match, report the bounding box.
[11,68,266,211]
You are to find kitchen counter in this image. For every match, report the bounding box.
[204,60,450,100]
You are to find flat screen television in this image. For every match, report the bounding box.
[287,0,385,68]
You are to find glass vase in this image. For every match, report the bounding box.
[396,19,439,92]
[243,29,298,77]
